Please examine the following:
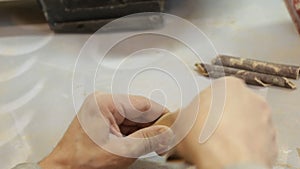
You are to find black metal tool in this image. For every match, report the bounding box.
[37,0,166,33]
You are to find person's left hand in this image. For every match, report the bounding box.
[38,92,174,169]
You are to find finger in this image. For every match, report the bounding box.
[120,95,170,124]
[103,125,174,158]
[110,126,123,137]
[126,125,174,156]
[95,93,169,132]
[108,112,121,133]
[102,106,122,136]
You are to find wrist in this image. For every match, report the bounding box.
[38,149,72,169]
[38,157,70,169]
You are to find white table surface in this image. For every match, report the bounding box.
[0,0,300,169]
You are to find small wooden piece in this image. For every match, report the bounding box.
[212,55,300,79]
[195,63,296,89]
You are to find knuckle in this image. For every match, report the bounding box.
[141,132,152,153]
[132,95,151,112]
[141,129,152,139]
[141,101,151,112]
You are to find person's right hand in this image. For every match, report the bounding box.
[156,77,278,169]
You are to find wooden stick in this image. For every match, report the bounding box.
[212,55,300,79]
[195,63,296,89]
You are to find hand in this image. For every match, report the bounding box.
[156,77,277,169]
[39,92,174,169]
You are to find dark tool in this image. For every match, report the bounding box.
[37,0,166,33]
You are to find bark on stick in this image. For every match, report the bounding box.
[212,55,300,79]
[195,63,296,89]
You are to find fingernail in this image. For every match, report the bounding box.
[110,126,123,137]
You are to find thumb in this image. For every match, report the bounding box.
[127,125,174,157]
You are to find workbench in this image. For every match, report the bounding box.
[0,0,300,168]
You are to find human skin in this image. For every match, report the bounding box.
[155,77,278,169]
[38,77,277,169]
[38,93,174,169]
